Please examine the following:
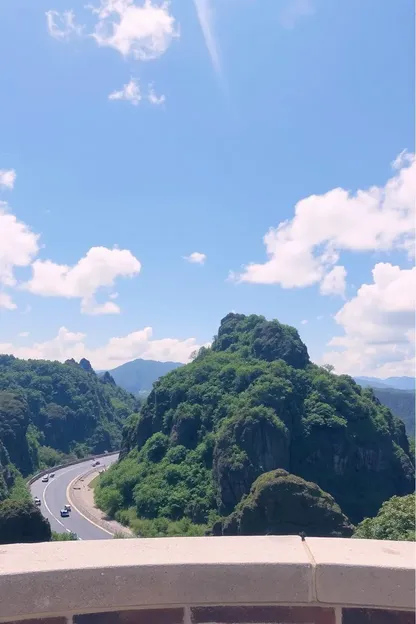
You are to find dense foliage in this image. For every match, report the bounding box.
[0,355,138,500]
[0,498,51,544]
[215,469,354,537]
[371,388,415,438]
[96,313,414,537]
[354,494,415,541]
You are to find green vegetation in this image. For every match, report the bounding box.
[0,355,137,544]
[354,494,415,541]
[96,313,415,537]
[52,531,78,541]
[371,388,415,438]
[0,355,138,501]
[0,498,51,544]
[215,469,354,537]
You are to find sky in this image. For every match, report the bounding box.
[0,0,414,376]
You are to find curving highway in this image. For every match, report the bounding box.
[30,453,119,540]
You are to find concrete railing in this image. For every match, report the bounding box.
[27,451,119,485]
[0,536,414,623]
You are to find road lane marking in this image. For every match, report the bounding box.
[42,478,72,533]
[66,473,114,537]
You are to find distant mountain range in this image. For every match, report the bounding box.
[99,358,182,395]
[354,376,414,391]
[354,376,415,437]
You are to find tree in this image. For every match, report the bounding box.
[0,499,52,544]
[322,364,335,374]
[354,494,415,541]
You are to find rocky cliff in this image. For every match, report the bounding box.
[97,313,415,536]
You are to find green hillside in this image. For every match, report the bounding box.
[95,313,414,537]
[372,388,415,438]
[0,355,138,501]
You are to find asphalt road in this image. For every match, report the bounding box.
[30,453,119,540]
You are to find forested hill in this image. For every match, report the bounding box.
[0,355,138,500]
[95,313,414,538]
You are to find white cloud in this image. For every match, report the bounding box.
[183,251,206,264]
[234,152,415,293]
[0,204,40,288]
[193,0,222,77]
[109,292,119,299]
[46,10,84,39]
[18,331,30,337]
[324,263,416,377]
[0,169,16,190]
[0,292,17,310]
[109,78,141,105]
[147,84,165,105]
[0,325,207,368]
[392,148,413,171]
[23,246,141,315]
[320,265,347,297]
[90,0,179,60]
[300,319,308,325]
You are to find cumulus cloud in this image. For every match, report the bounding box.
[183,252,206,264]
[90,0,179,60]
[0,169,16,190]
[46,10,84,39]
[0,204,40,292]
[18,331,30,337]
[320,265,347,297]
[323,263,416,377]
[300,319,308,325]
[109,78,141,105]
[23,246,141,315]
[0,325,207,369]
[234,152,415,294]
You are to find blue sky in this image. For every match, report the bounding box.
[0,0,414,375]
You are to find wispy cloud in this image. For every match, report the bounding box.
[45,10,84,39]
[193,0,222,77]
[109,78,142,105]
[280,0,314,29]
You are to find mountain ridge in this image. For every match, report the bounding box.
[95,313,414,538]
[98,358,183,395]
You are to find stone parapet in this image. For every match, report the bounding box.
[0,536,414,624]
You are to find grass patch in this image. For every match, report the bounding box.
[88,475,100,489]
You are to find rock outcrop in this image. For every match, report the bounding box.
[214,469,354,537]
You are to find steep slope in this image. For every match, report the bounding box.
[0,355,138,484]
[96,313,414,536]
[372,388,415,437]
[100,359,182,395]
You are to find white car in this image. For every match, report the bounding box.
[34,497,41,506]
[64,504,71,512]
[41,475,49,483]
